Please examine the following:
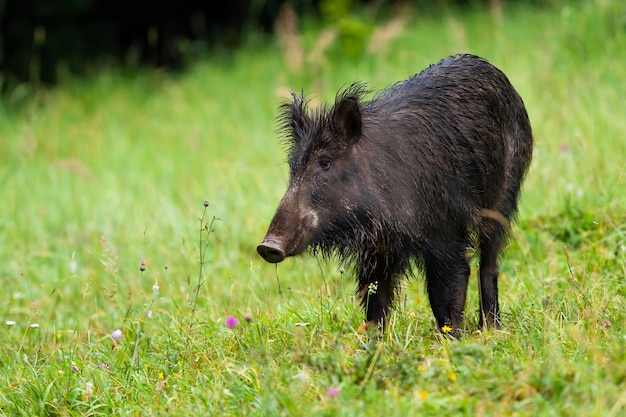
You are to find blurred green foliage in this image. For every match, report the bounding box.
[1,0,589,91]
[320,0,374,58]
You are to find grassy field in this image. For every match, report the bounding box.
[1,1,625,415]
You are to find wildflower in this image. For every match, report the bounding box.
[156,379,169,393]
[140,260,146,272]
[85,382,94,400]
[29,323,40,329]
[419,391,429,400]
[243,312,253,323]
[111,329,122,341]
[417,364,425,372]
[296,369,309,384]
[6,321,16,326]
[326,387,340,398]
[152,284,160,296]
[203,200,210,207]
[71,364,79,373]
[146,310,153,319]
[225,316,240,329]
[368,281,378,295]
[69,259,78,274]
[602,320,612,329]
[441,325,453,334]
[449,374,457,382]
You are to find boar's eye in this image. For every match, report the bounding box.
[319,157,332,170]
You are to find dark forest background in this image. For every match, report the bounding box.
[0,0,559,91]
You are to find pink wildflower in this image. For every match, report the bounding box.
[225,316,240,329]
[326,388,340,398]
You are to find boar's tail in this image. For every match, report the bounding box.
[479,208,512,235]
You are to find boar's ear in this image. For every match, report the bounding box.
[333,95,362,145]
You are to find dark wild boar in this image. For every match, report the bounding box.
[257,54,533,338]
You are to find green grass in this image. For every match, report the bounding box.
[1,1,625,415]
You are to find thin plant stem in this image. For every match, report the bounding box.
[187,201,219,359]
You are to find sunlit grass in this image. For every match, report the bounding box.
[1,1,625,415]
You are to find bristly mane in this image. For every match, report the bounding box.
[276,83,371,160]
[332,82,371,112]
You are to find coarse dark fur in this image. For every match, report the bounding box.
[257,54,533,338]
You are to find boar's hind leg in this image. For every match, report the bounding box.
[478,222,505,329]
[423,248,470,339]
[357,253,401,330]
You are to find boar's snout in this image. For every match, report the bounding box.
[257,239,286,263]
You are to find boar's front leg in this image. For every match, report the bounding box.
[423,246,470,339]
[356,251,402,333]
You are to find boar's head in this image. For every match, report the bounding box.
[257,85,369,263]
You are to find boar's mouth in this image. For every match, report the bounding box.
[256,239,286,263]
[257,232,313,263]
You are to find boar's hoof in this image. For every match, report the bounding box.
[257,241,286,263]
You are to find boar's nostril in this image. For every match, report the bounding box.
[257,242,286,263]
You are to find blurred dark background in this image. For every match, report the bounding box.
[0,0,557,91]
